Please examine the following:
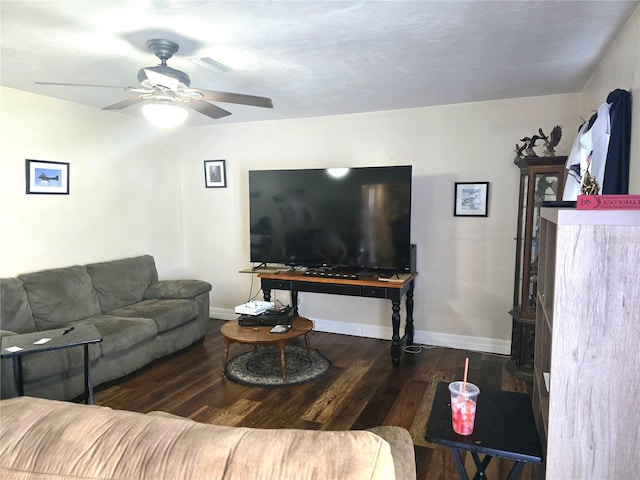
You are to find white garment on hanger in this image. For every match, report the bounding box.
[563,122,589,201]
[581,102,611,190]
[562,102,611,200]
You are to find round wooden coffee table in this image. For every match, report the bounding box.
[220,316,313,383]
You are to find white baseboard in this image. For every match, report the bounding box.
[413,329,511,355]
[210,308,511,355]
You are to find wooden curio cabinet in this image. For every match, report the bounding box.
[507,155,566,380]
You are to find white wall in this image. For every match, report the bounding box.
[0,87,187,277]
[179,94,580,353]
[579,4,639,193]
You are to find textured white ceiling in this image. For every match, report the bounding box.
[1,1,637,126]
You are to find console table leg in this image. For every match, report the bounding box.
[405,282,415,345]
[292,290,299,316]
[390,300,401,367]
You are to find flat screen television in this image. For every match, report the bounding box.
[249,165,412,273]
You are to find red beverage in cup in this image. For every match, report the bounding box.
[448,381,480,436]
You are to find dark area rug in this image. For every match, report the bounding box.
[225,345,331,387]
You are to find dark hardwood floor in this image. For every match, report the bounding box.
[94,319,532,480]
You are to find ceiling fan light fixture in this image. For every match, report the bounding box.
[141,102,188,128]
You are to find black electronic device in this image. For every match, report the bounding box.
[267,304,291,315]
[249,165,412,273]
[238,310,294,326]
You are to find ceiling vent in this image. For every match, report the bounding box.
[192,57,232,73]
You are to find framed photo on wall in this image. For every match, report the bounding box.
[26,159,69,195]
[454,182,489,217]
[204,159,227,188]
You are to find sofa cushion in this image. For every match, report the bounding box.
[19,266,102,330]
[0,278,36,333]
[0,397,399,480]
[75,315,158,356]
[86,255,158,312]
[144,279,212,299]
[109,299,197,333]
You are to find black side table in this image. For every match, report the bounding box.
[425,382,542,480]
[1,324,102,404]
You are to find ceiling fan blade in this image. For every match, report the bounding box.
[36,81,130,89]
[102,95,147,110]
[36,81,152,94]
[193,89,273,108]
[178,98,232,119]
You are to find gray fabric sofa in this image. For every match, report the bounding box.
[0,255,211,401]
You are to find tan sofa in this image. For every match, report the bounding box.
[0,396,416,480]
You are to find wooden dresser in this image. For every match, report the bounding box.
[533,208,640,479]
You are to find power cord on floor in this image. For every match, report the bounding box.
[402,344,510,358]
[402,344,438,354]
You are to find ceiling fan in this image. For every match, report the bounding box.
[36,39,273,126]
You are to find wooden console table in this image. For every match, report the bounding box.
[258,271,417,366]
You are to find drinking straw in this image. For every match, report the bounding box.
[462,357,469,397]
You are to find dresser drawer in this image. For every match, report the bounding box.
[295,282,361,296]
[361,286,387,298]
[264,279,292,290]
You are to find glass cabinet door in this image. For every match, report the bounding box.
[509,156,567,381]
[514,173,529,310]
[523,172,561,315]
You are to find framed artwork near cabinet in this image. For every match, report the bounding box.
[454,182,489,217]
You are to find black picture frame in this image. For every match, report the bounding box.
[204,159,227,188]
[26,159,70,195]
[454,182,489,217]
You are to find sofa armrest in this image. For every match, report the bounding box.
[367,426,416,480]
[144,280,211,300]
[1,330,18,339]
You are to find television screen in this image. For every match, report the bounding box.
[249,165,412,272]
